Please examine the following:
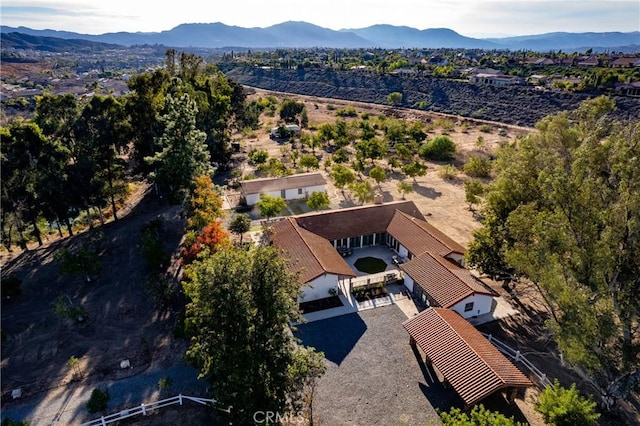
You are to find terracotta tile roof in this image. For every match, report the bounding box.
[387,211,466,257]
[401,252,494,308]
[271,218,356,283]
[241,172,326,195]
[403,308,533,406]
[294,201,425,241]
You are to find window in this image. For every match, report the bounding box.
[298,188,303,195]
[464,302,474,312]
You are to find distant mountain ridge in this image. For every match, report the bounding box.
[1,22,638,51]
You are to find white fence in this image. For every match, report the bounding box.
[481,332,553,389]
[80,394,229,426]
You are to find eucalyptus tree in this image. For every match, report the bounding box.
[467,96,640,404]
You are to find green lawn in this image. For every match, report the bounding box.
[353,257,387,274]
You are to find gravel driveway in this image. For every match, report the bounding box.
[295,304,460,426]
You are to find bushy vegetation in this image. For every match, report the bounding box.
[86,388,110,413]
[419,135,456,160]
[439,404,525,426]
[535,380,600,426]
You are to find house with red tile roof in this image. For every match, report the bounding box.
[403,307,533,407]
[271,200,497,318]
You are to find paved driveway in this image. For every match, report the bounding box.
[295,304,461,426]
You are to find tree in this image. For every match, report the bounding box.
[369,166,387,190]
[464,179,484,212]
[535,380,600,426]
[229,213,251,244]
[185,175,224,232]
[402,160,428,183]
[439,404,525,426]
[299,154,320,171]
[181,220,230,265]
[279,98,306,124]
[287,346,326,424]
[397,180,414,200]
[54,241,102,283]
[76,95,130,220]
[306,191,330,211]
[349,180,375,205]
[256,194,287,221]
[182,245,324,424]
[330,165,356,198]
[419,135,457,160]
[463,155,492,178]
[387,91,403,106]
[466,96,640,403]
[145,92,212,203]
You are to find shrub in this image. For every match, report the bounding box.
[248,149,269,165]
[463,156,492,178]
[535,380,600,426]
[479,124,492,133]
[335,106,358,117]
[438,164,459,181]
[419,135,456,161]
[140,220,169,270]
[439,404,524,425]
[86,388,110,413]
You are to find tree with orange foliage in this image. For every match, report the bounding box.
[181,220,230,265]
[186,175,224,232]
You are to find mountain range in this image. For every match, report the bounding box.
[1,21,639,52]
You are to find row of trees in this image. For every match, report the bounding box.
[1,51,246,250]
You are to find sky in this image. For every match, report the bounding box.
[1,0,638,38]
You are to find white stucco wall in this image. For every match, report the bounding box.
[451,294,494,318]
[244,185,326,206]
[300,273,339,302]
[404,277,414,292]
[397,244,409,259]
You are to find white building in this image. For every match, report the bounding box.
[240,172,327,206]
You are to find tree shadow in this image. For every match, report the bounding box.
[294,312,367,366]
[412,183,442,200]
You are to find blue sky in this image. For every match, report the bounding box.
[1,1,638,37]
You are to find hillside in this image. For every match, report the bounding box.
[224,66,640,127]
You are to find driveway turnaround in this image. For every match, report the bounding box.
[295,304,461,426]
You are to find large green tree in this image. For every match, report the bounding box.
[466,96,640,404]
[182,245,324,424]
[145,92,212,202]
